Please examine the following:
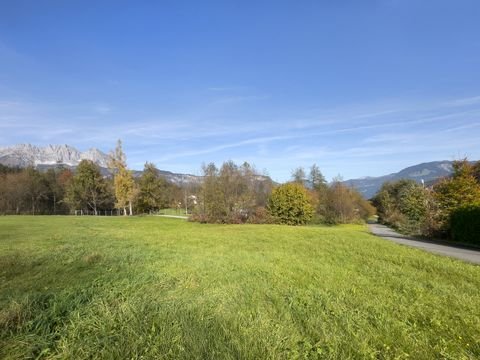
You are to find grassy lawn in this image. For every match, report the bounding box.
[0,217,479,359]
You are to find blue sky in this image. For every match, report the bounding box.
[1,1,479,182]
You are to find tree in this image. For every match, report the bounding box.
[110,140,136,216]
[65,160,112,214]
[22,167,48,215]
[372,179,428,233]
[0,171,24,214]
[136,162,169,213]
[238,161,259,212]
[309,164,327,190]
[324,181,356,224]
[291,167,307,185]
[218,160,239,217]
[433,159,480,230]
[194,161,273,223]
[44,168,67,214]
[267,183,314,225]
[397,181,428,223]
[320,179,375,224]
[308,164,328,218]
[472,160,480,183]
[199,162,224,222]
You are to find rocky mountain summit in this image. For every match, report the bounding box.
[0,144,200,184]
[0,144,110,168]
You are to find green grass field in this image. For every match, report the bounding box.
[1,217,479,359]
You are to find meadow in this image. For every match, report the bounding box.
[0,216,479,359]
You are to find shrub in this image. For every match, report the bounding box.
[434,170,480,230]
[450,205,480,245]
[267,183,314,225]
[373,180,428,235]
[322,182,375,224]
[246,207,275,224]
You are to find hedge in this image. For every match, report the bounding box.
[450,205,480,245]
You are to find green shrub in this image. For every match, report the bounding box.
[372,180,428,235]
[450,205,480,245]
[267,183,314,225]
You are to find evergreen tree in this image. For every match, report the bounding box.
[309,164,327,190]
[65,160,112,214]
[291,167,307,185]
[136,162,169,213]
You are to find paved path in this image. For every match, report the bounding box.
[155,214,189,219]
[368,224,480,265]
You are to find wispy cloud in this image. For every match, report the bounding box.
[154,135,292,162]
[93,103,112,114]
[210,94,270,105]
[444,95,480,107]
[207,86,249,92]
[1,93,479,180]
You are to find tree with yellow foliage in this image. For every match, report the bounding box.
[110,140,136,216]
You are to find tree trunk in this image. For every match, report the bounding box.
[129,201,133,216]
[123,206,127,216]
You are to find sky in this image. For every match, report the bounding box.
[0,1,479,182]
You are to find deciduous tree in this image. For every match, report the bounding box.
[110,140,136,216]
[433,159,480,230]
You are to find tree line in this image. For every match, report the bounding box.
[372,159,480,245]
[192,162,376,225]
[0,143,376,226]
[2,142,478,240]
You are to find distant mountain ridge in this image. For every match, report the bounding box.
[0,144,111,168]
[343,161,456,199]
[0,144,202,185]
[0,144,463,194]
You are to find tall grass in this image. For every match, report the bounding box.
[1,216,479,359]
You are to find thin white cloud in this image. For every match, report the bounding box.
[444,95,480,107]
[207,86,249,92]
[1,93,480,179]
[210,94,270,105]
[154,135,292,162]
[93,104,112,114]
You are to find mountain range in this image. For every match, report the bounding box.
[0,144,461,197]
[343,161,455,199]
[0,144,199,185]
[0,144,111,168]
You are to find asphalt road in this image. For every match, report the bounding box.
[368,224,480,265]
